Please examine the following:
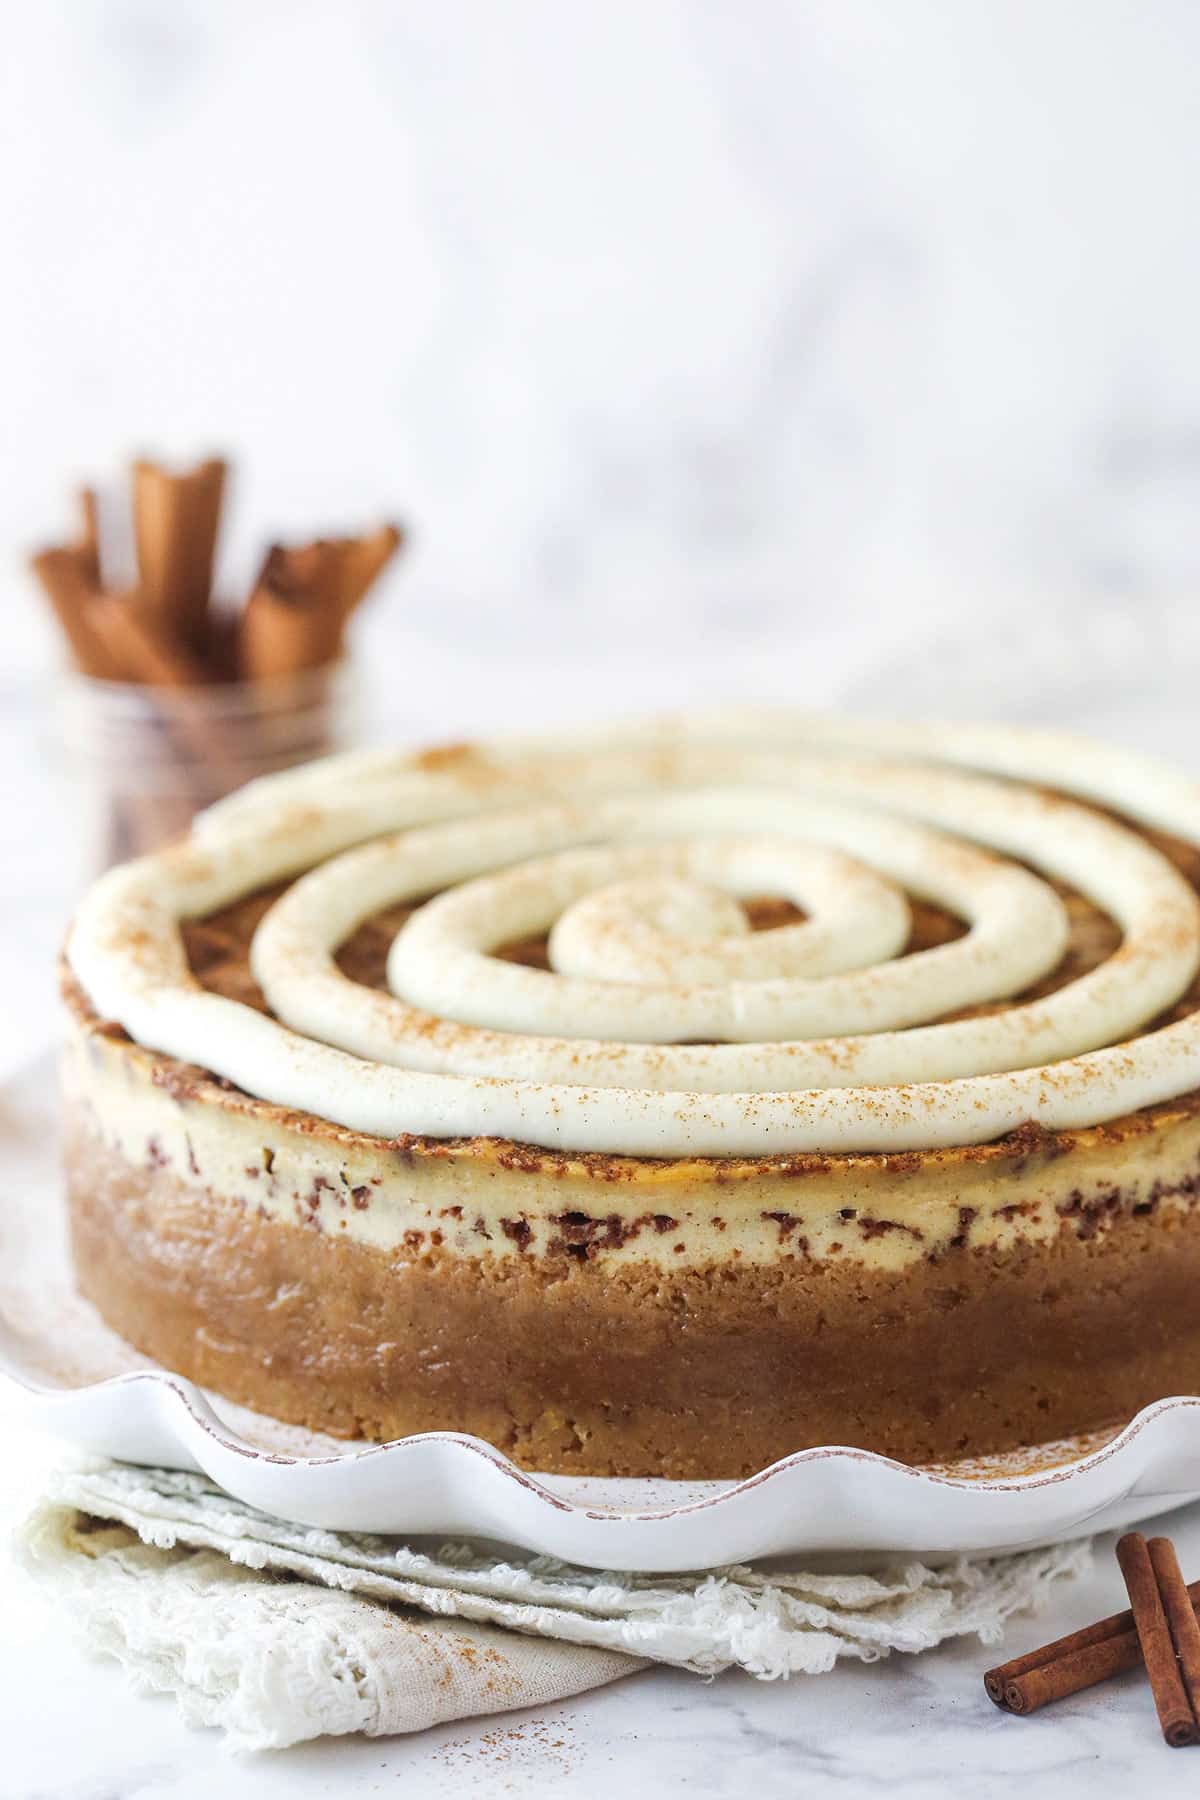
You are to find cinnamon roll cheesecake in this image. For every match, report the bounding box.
[61,713,1200,1478]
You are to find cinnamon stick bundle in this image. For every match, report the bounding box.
[31,452,405,862]
[36,454,403,689]
[987,1533,1200,1746]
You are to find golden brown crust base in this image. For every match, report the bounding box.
[65,1103,1200,1477]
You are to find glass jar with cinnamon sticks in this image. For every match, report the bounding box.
[32,456,402,872]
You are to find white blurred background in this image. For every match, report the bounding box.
[3,0,1200,1050]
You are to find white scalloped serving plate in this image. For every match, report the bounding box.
[5,1053,1200,1570]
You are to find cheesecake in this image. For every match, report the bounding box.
[61,713,1200,1477]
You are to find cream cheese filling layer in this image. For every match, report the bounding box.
[66,714,1200,1157]
[65,1020,1200,1271]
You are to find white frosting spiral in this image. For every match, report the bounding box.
[67,711,1200,1157]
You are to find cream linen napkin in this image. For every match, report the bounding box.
[15,1461,1090,1752]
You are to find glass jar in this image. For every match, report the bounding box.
[52,662,358,874]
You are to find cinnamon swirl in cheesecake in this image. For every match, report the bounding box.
[61,713,1200,1477]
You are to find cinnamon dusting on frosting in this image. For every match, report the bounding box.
[63,715,1200,1157]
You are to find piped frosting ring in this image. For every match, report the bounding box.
[67,715,1200,1156]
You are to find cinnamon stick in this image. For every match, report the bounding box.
[984,1598,1170,1713]
[1004,1635,1145,1715]
[76,487,101,584]
[89,590,209,691]
[131,457,226,646]
[29,547,125,680]
[1117,1531,1198,1747]
[1150,1537,1200,1727]
[987,1559,1200,1718]
[89,590,247,807]
[239,542,344,680]
[332,522,403,620]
